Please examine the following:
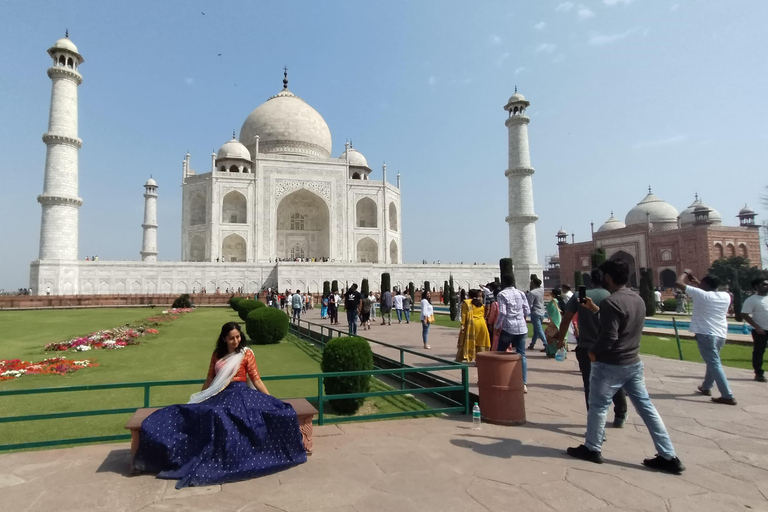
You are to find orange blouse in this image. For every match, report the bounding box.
[206,349,260,383]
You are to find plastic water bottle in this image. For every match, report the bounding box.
[555,348,566,362]
[472,402,481,430]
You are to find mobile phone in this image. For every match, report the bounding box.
[578,285,587,304]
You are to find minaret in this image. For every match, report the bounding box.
[504,88,542,286]
[141,178,159,261]
[37,33,84,261]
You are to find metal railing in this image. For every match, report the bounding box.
[0,325,470,452]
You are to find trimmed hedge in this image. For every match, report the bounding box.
[172,294,192,309]
[245,307,289,344]
[500,258,515,288]
[662,298,677,311]
[229,296,244,310]
[381,273,391,293]
[321,336,374,415]
[237,299,266,322]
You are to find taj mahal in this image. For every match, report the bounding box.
[30,35,541,295]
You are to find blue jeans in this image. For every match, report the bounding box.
[292,307,301,322]
[585,361,676,459]
[347,310,358,336]
[695,334,733,399]
[530,313,547,348]
[422,321,430,345]
[404,310,411,323]
[396,309,403,322]
[497,330,527,384]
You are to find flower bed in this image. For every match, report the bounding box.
[0,357,98,381]
[44,326,155,352]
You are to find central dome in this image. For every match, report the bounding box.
[239,88,332,158]
[625,189,679,228]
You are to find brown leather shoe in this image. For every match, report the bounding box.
[696,386,711,396]
[711,396,737,406]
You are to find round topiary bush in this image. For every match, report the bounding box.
[663,298,677,312]
[172,293,192,309]
[237,299,266,322]
[230,296,244,310]
[245,307,289,345]
[321,336,374,415]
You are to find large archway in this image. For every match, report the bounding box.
[189,234,205,261]
[276,189,330,260]
[222,234,246,262]
[389,203,398,231]
[357,237,378,263]
[190,194,206,225]
[356,197,377,228]
[390,240,398,264]
[609,250,638,288]
[222,191,247,224]
[660,269,677,289]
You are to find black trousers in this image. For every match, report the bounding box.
[752,331,768,376]
[328,305,338,323]
[575,346,628,419]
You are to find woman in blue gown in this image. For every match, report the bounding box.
[134,322,307,488]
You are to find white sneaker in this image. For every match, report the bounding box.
[523,385,528,394]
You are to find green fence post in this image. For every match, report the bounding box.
[144,385,151,408]
[400,349,405,390]
[317,377,324,426]
[672,318,684,361]
[462,366,470,414]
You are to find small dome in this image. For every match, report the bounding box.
[625,189,679,227]
[679,195,721,226]
[557,229,568,236]
[145,178,157,187]
[597,212,626,232]
[508,92,526,103]
[339,147,369,168]
[739,205,756,216]
[217,138,251,161]
[240,88,332,158]
[550,254,560,262]
[52,37,78,53]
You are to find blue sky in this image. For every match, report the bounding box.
[1,0,766,290]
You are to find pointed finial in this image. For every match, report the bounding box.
[283,66,288,89]
[65,29,69,38]
[514,85,517,93]
[648,185,652,194]
[694,192,699,201]
[611,210,614,216]
[232,130,236,139]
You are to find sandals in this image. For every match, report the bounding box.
[423,344,431,350]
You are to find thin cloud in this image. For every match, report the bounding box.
[578,6,595,19]
[556,1,575,12]
[428,76,436,86]
[535,43,557,53]
[185,77,194,86]
[670,3,679,11]
[589,28,638,45]
[497,52,510,66]
[604,0,633,5]
[534,21,546,30]
[552,54,566,64]
[491,34,502,45]
[632,134,689,149]
[514,67,525,75]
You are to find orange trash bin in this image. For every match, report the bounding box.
[476,352,526,425]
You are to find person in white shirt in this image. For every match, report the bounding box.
[676,271,736,405]
[393,291,405,323]
[742,276,768,382]
[420,291,434,349]
[654,289,663,312]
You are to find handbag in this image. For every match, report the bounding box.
[427,314,435,324]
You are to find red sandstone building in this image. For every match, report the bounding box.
[557,190,762,290]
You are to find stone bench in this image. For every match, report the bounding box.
[124,398,318,472]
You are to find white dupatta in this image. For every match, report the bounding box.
[188,347,257,404]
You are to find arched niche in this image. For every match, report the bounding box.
[357,237,378,263]
[389,203,398,231]
[389,240,398,264]
[189,234,206,261]
[356,197,377,228]
[276,189,330,260]
[222,191,247,224]
[660,269,677,289]
[222,233,246,262]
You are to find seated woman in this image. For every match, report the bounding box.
[134,322,307,488]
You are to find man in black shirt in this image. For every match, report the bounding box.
[345,284,363,336]
[567,259,684,475]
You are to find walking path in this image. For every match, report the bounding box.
[4,309,768,511]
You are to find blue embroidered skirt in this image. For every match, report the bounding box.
[134,382,307,488]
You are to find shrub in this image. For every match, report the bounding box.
[443,280,449,305]
[639,268,655,317]
[500,258,515,288]
[237,299,266,322]
[361,278,369,296]
[323,281,331,298]
[408,282,415,307]
[332,280,339,293]
[321,336,374,415]
[246,307,289,344]
[449,275,458,321]
[172,294,192,309]
[663,298,677,311]
[574,271,583,287]
[229,296,244,310]
[381,273,391,293]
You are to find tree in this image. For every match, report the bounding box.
[361,278,369,296]
[449,274,458,321]
[381,273,391,293]
[732,270,744,322]
[443,280,449,305]
[424,281,431,293]
[408,282,415,307]
[499,258,515,288]
[639,267,655,317]
[323,281,331,298]
[591,248,606,269]
[708,256,762,292]
[574,271,583,288]
[331,280,339,293]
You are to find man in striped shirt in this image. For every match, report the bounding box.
[494,281,531,392]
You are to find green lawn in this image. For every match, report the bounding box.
[0,307,427,449]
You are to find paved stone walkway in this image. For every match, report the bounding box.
[4,310,768,511]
